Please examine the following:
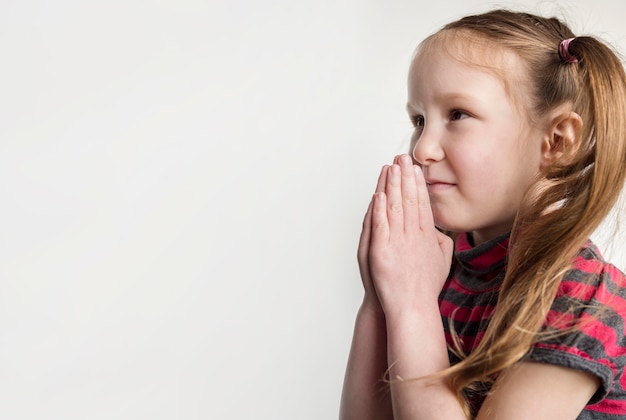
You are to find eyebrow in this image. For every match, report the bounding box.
[406,92,481,112]
[439,92,477,101]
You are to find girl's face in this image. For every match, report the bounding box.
[407,44,544,245]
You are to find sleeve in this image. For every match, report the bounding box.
[525,247,626,405]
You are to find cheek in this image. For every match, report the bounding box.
[450,147,497,182]
[453,152,517,201]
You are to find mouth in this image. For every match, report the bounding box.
[426,180,456,191]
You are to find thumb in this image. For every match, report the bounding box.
[437,230,454,265]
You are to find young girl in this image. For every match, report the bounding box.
[340,9,626,420]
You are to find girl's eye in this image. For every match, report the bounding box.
[410,115,424,127]
[450,110,469,121]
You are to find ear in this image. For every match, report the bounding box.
[540,110,583,168]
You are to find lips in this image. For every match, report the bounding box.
[425,178,455,186]
[425,178,456,192]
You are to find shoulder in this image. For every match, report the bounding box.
[552,239,626,343]
[560,240,626,305]
[528,240,626,409]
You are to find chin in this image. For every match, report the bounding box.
[432,207,480,234]
[432,212,460,233]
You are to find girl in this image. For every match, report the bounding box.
[340,9,626,420]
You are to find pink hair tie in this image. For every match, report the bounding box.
[559,37,578,64]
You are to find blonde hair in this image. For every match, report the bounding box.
[418,9,626,415]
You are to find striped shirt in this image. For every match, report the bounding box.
[439,232,626,419]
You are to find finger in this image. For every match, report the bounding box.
[437,230,454,266]
[414,165,436,230]
[371,192,390,242]
[357,196,374,265]
[399,154,419,232]
[364,163,390,259]
[385,164,404,232]
[375,164,389,194]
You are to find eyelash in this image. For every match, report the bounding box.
[410,115,424,127]
[450,110,468,120]
[409,110,469,127]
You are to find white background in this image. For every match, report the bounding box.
[0,0,624,419]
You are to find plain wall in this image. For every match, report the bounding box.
[0,0,624,419]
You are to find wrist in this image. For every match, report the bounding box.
[384,303,449,374]
[383,299,441,324]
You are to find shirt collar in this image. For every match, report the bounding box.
[455,231,510,275]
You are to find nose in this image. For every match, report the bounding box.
[411,126,445,166]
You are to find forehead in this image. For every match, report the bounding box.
[410,29,528,100]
